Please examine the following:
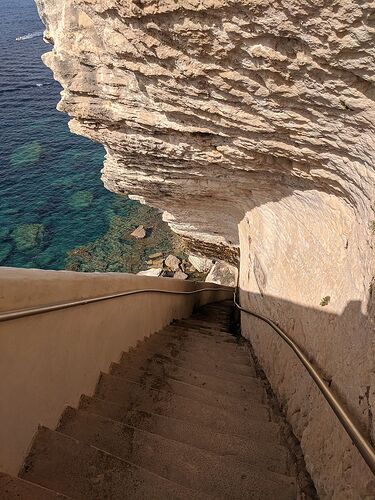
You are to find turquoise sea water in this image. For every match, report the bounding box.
[0,0,175,272]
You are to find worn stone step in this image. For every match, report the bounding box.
[151,330,242,352]
[95,374,270,423]
[111,359,262,400]
[109,363,265,407]
[80,394,278,443]
[157,325,235,342]
[141,334,250,361]
[145,330,239,351]
[57,407,295,498]
[0,473,70,499]
[123,409,284,457]
[174,320,230,333]
[127,339,254,371]
[154,326,238,345]
[119,353,257,386]
[20,427,210,500]
[62,407,290,475]
[193,312,231,320]
[121,348,257,379]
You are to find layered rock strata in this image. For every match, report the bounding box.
[35,0,375,497]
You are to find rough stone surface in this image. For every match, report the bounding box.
[130,225,146,239]
[173,270,188,280]
[165,254,181,272]
[35,1,375,497]
[137,268,162,277]
[188,255,214,274]
[206,261,238,287]
[149,252,163,260]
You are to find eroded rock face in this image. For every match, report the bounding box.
[35,0,375,496]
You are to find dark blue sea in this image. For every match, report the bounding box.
[0,0,175,272]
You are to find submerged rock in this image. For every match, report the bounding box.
[11,224,44,252]
[10,141,43,168]
[131,225,146,239]
[188,255,214,274]
[69,190,93,210]
[205,261,238,287]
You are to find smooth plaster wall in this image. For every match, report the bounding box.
[0,267,231,475]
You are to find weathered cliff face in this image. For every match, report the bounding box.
[35,0,375,496]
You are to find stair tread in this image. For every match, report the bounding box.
[111,361,262,400]
[149,329,241,347]
[125,343,255,374]
[116,354,259,387]
[0,473,71,499]
[79,395,280,441]
[121,351,257,380]
[57,407,295,496]
[96,373,270,419]
[20,427,211,500]
[137,335,252,362]
[109,363,265,405]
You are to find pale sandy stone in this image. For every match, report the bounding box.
[206,261,237,287]
[165,255,181,272]
[137,268,162,277]
[131,226,146,239]
[188,255,214,273]
[173,270,188,280]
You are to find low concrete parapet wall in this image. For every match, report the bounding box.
[0,267,232,474]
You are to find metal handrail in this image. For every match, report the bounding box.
[0,286,232,323]
[234,290,375,476]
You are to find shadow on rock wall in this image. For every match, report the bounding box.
[238,289,375,497]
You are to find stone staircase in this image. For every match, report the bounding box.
[0,300,299,499]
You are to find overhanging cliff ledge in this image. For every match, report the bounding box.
[35,1,375,496]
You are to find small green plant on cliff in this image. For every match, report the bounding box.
[370,221,375,234]
[320,296,331,307]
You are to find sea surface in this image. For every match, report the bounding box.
[0,0,176,272]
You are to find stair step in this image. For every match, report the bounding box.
[153,327,239,346]
[80,395,279,442]
[174,319,230,332]
[57,407,295,498]
[61,407,290,474]
[120,351,257,381]
[111,359,262,400]
[143,331,249,359]
[20,427,210,500]
[163,324,233,339]
[96,373,270,419]
[149,332,245,357]
[109,363,265,404]
[123,409,284,456]
[118,353,258,384]
[0,473,70,499]
[125,343,255,376]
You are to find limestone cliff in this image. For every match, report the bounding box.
[35,0,375,497]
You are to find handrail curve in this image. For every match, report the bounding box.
[234,291,375,476]
[0,286,232,323]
